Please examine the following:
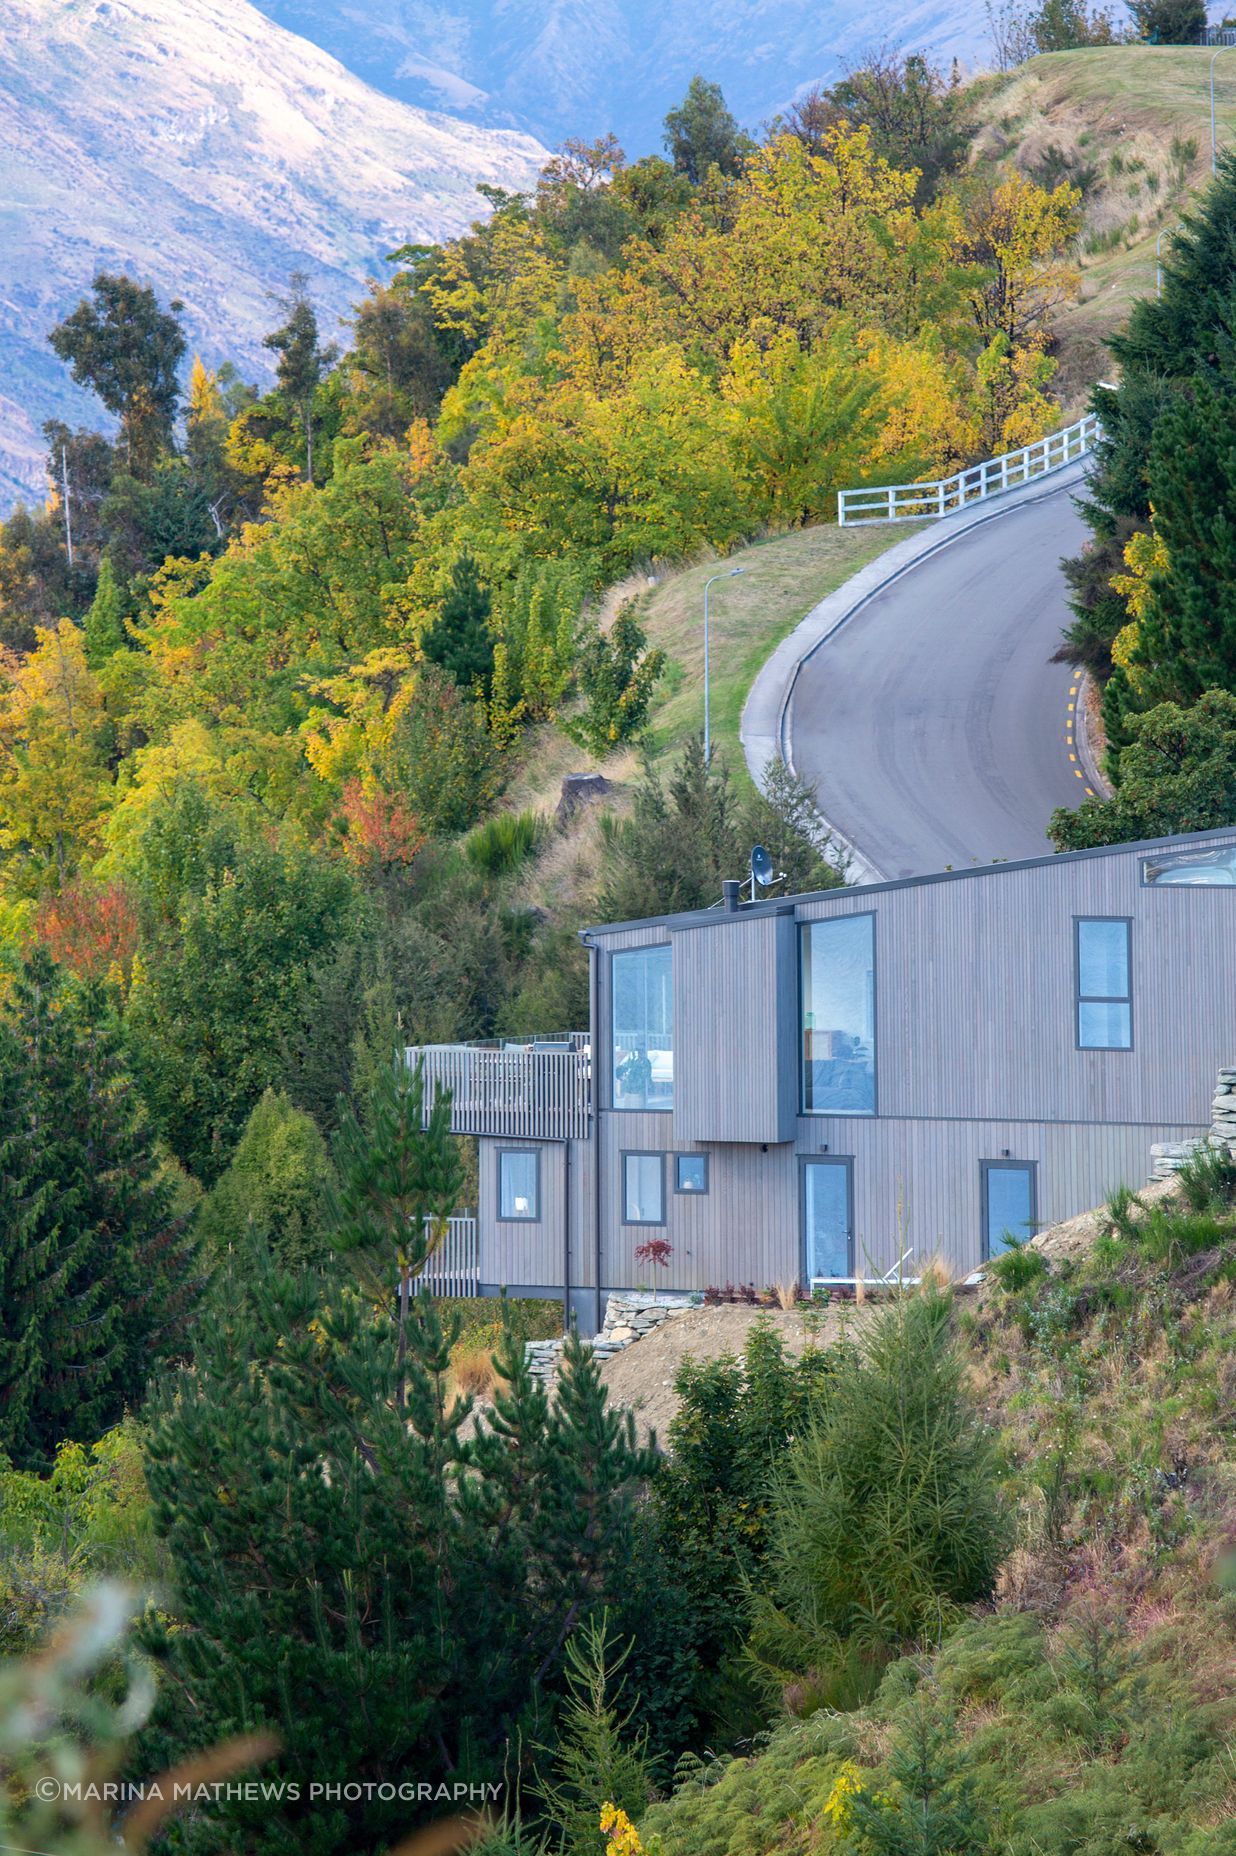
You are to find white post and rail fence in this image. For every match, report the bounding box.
[837,410,1101,528]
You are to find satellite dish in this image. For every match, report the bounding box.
[751,844,776,887]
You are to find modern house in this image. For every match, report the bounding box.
[410,827,1236,1332]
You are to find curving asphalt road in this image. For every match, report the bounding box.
[787,478,1092,881]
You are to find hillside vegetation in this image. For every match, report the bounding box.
[974,47,1233,399]
[635,1156,1236,1856]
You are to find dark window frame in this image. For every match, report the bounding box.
[798,912,878,1118]
[496,1146,542,1223]
[980,1158,1038,1262]
[1074,915,1133,1051]
[620,1149,667,1226]
[674,1152,709,1195]
[609,944,674,1115]
[799,1153,855,1282]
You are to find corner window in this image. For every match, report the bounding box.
[675,1153,708,1195]
[498,1149,540,1221]
[612,946,673,1110]
[622,1151,665,1225]
[800,915,876,1114]
[1076,918,1132,1050]
[982,1161,1037,1259]
[1143,843,1236,886]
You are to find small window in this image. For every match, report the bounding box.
[982,1161,1037,1260]
[675,1153,708,1195]
[1143,843,1236,886]
[498,1149,540,1221]
[1076,918,1132,1050]
[622,1152,665,1225]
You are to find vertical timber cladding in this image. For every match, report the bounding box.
[672,908,798,1144]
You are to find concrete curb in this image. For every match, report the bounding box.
[740,458,1095,885]
[1076,671,1113,799]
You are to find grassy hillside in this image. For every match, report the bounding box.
[974,47,1235,402]
[638,1156,1236,1855]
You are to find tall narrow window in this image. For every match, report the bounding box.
[803,1158,853,1281]
[612,946,673,1109]
[982,1161,1036,1259]
[800,915,876,1114]
[622,1152,665,1225]
[1076,917,1132,1050]
[498,1149,540,1221]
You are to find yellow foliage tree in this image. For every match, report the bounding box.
[0,620,110,894]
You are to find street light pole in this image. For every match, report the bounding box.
[1212,44,1236,175]
[702,566,744,762]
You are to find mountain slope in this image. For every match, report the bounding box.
[0,0,545,512]
[252,0,991,155]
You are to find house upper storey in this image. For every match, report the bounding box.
[582,827,1236,1142]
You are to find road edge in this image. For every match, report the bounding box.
[740,459,1094,886]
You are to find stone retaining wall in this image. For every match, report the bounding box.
[525,1291,701,1385]
[1151,1067,1236,1178]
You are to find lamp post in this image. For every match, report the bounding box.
[1156,224,1179,297]
[702,566,744,762]
[1212,44,1236,175]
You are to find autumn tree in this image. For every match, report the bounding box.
[0,620,110,895]
[48,273,186,474]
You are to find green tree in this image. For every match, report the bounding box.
[0,952,199,1468]
[194,1088,337,1270]
[1109,150,1236,381]
[48,273,185,475]
[848,1700,991,1855]
[820,51,968,204]
[537,1614,653,1856]
[653,1320,834,1726]
[140,1254,656,1854]
[564,604,666,754]
[328,1055,464,1406]
[1129,0,1205,41]
[125,815,356,1183]
[740,757,846,895]
[422,552,495,693]
[1124,381,1236,708]
[263,272,338,480]
[81,555,127,665]
[662,77,749,184]
[1051,691,1236,848]
[750,1294,1010,1703]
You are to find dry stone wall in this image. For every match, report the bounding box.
[1151,1067,1236,1178]
[524,1291,700,1385]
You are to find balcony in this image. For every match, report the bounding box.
[407,1034,592,1142]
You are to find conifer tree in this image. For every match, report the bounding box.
[82,554,127,664]
[328,1054,463,1406]
[0,952,200,1466]
[423,552,495,693]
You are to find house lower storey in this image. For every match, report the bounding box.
[476,1109,1205,1332]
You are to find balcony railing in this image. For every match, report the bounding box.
[408,1035,592,1142]
[411,1214,480,1297]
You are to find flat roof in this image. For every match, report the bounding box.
[579,824,1236,943]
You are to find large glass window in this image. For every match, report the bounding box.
[622,1152,665,1225]
[803,1159,853,1281]
[1076,918,1132,1050]
[1143,843,1236,886]
[982,1161,1036,1259]
[612,946,673,1110]
[498,1149,539,1221]
[800,916,876,1114]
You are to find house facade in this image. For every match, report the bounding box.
[410,827,1236,1332]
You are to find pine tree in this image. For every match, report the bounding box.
[0,1023,50,1454]
[0,952,200,1466]
[423,552,494,693]
[327,1054,464,1407]
[1109,150,1236,382]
